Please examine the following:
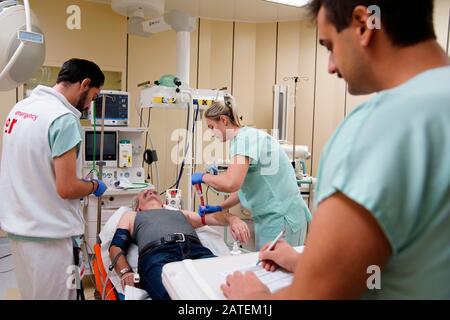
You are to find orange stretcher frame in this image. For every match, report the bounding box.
[92,242,118,300]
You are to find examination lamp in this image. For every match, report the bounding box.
[0,0,45,91]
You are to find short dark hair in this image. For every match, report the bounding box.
[307,0,436,47]
[56,58,105,88]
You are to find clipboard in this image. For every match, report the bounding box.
[161,246,304,300]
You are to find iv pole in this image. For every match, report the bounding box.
[292,77,299,164]
[284,76,308,169]
[96,95,106,238]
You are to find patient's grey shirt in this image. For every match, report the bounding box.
[132,209,199,253]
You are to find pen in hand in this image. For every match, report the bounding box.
[256,229,285,266]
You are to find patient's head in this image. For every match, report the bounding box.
[132,188,163,212]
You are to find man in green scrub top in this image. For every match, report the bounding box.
[221,0,450,299]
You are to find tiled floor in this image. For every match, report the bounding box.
[82,276,98,300]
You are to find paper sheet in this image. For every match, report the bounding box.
[124,285,150,300]
[222,264,293,293]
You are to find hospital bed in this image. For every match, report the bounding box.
[98,207,301,300]
[98,206,233,300]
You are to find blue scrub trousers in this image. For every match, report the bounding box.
[138,242,216,300]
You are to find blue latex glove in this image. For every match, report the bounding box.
[191,172,204,185]
[92,179,107,197]
[198,205,223,217]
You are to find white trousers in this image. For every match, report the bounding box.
[10,238,76,300]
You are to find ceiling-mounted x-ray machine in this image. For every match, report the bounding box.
[0,0,45,91]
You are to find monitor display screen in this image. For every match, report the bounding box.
[93,93,128,120]
[84,131,117,161]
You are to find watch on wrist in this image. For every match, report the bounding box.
[201,215,206,226]
[90,180,97,194]
[119,267,131,277]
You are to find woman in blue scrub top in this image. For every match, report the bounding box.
[192,94,312,249]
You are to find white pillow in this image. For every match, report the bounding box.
[98,206,231,296]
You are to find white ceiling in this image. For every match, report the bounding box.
[88,0,310,22]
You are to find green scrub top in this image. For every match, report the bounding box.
[48,113,83,158]
[230,126,312,249]
[315,66,450,299]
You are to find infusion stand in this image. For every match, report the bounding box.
[96,95,107,238]
[284,76,309,173]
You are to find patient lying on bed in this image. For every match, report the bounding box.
[109,188,250,300]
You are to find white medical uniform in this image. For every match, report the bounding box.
[0,85,84,299]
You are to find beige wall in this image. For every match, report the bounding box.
[312,37,347,175]
[277,21,317,175]
[434,0,450,53]
[0,90,16,153]
[30,0,127,71]
[232,22,257,126]
[254,23,277,130]
[0,0,127,162]
[197,20,233,91]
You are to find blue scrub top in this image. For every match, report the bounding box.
[315,66,450,299]
[230,126,312,247]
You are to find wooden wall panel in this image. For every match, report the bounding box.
[312,39,346,176]
[253,23,277,131]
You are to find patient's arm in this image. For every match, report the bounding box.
[224,214,250,244]
[109,211,137,289]
[182,210,250,244]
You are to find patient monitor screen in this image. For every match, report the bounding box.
[94,94,128,120]
[85,131,117,161]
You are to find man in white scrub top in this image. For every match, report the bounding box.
[0,59,107,299]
